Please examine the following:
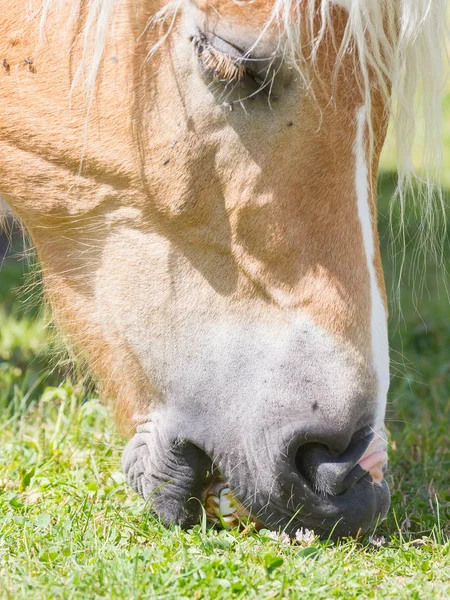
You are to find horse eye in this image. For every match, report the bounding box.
[190,34,250,83]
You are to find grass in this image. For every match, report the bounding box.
[0,176,449,598]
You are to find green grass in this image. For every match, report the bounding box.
[0,176,449,598]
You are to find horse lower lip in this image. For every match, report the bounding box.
[202,457,391,537]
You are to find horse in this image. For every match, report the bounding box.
[0,0,447,538]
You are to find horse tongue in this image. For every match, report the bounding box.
[358,431,388,484]
[358,451,388,484]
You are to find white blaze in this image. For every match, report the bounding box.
[354,107,390,427]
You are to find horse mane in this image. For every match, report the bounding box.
[38,0,448,257]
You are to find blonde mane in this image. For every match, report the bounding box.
[37,0,448,260]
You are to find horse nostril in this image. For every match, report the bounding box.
[294,429,373,496]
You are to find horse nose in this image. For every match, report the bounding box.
[294,426,382,496]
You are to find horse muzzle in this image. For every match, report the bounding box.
[122,420,390,538]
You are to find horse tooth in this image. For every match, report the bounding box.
[204,494,220,517]
[222,515,239,527]
[219,489,236,516]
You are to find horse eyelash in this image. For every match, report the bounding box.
[190,34,247,82]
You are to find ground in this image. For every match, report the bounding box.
[0,175,449,597]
